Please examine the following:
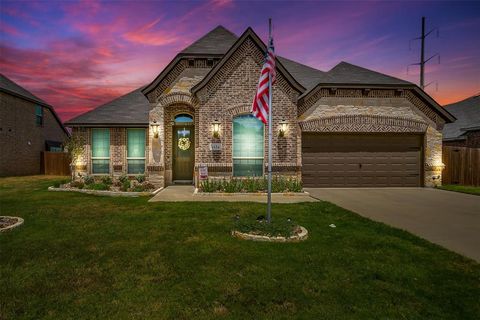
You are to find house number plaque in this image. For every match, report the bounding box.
[209,143,222,151]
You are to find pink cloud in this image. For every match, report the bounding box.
[123,18,178,46]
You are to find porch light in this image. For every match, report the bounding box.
[151,120,159,138]
[212,119,221,138]
[279,120,288,137]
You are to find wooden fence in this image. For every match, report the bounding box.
[42,152,71,176]
[442,146,480,186]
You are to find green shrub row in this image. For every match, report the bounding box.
[200,176,302,193]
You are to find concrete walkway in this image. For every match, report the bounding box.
[149,185,317,203]
[306,187,480,262]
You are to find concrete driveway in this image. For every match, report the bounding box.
[305,188,480,262]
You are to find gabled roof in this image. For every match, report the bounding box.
[0,73,69,135]
[1,73,49,106]
[192,27,305,94]
[65,87,149,126]
[443,95,480,140]
[180,25,238,55]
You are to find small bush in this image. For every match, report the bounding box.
[83,175,94,185]
[70,181,84,189]
[118,175,129,184]
[132,185,145,192]
[100,176,112,185]
[120,180,130,192]
[86,183,109,191]
[199,176,302,193]
[135,175,146,183]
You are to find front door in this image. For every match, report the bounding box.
[173,125,194,182]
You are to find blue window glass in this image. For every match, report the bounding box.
[91,128,110,174]
[35,105,43,126]
[233,114,264,177]
[175,114,193,123]
[127,128,145,174]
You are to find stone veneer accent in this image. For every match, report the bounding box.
[298,95,445,187]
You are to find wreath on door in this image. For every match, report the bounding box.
[178,137,191,150]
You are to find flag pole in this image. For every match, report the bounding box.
[267,18,273,224]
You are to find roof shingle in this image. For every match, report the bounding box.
[65,87,149,126]
[442,95,480,140]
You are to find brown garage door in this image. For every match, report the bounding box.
[302,133,423,187]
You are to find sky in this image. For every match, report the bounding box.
[1,0,479,121]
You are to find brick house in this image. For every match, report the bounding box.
[443,95,480,148]
[65,26,455,188]
[1,74,69,177]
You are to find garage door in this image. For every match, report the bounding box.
[302,134,422,187]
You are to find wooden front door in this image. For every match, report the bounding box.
[173,125,194,181]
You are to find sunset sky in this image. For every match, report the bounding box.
[1,0,479,121]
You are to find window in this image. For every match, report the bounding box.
[35,106,43,126]
[127,128,146,174]
[91,128,110,174]
[233,114,264,177]
[175,114,193,123]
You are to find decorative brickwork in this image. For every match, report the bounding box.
[298,88,446,131]
[300,115,428,133]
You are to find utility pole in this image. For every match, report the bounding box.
[420,16,425,89]
[409,16,440,90]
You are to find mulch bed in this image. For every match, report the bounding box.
[0,217,18,229]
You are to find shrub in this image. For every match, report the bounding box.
[120,180,131,192]
[199,176,302,193]
[101,176,112,185]
[83,175,94,185]
[86,183,109,191]
[118,174,129,184]
[132,185,145,192]
[70,180,84,189]
[135,174,146,183]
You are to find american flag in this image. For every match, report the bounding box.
[251,45,276,124]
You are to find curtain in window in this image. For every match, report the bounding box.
[91,128,110,174]
[233,115,264,177]
[127,129,145,174]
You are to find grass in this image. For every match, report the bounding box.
[1,176,479,319]
[437,184,480,196]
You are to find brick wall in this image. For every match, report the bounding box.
[0,92,67,176]
[194,38,300,180]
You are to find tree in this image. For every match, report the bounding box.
[63,135,85,181]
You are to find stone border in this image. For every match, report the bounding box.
[232,226,308,242]
[0,216,24,233]
[48,186,163,197]
[194,188,311,197]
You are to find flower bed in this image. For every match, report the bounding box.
[50,174,159,197]
[232,215,308,242]
[199,176,302,193]
[0,216,24,232]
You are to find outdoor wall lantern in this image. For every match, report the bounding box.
[151,120,159,138]
[212,119,221,138]
[279,120,288,137]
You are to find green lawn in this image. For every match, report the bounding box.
[1,176,479,319]
[437,184,480,196]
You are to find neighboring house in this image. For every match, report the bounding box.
[0,74,69,177]
[65,26,454,188]
[443,95,480,148]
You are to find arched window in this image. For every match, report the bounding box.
[233,114,264,177]
[175,114,193,123]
